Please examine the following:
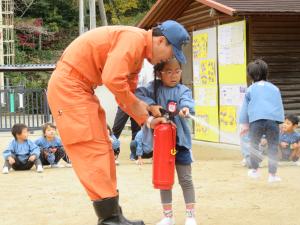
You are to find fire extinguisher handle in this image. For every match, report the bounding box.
[171,148,176,156]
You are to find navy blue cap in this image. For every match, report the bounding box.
[158,20,190,64]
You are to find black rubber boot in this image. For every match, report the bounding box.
[93,197,145,225]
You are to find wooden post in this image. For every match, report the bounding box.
[89,0,96,29]
[79,0,85,34]
[98,0,108,26]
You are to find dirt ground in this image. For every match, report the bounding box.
[0,133,300,225]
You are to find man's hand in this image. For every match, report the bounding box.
[280,142,289,148]
[150,117,168,129]
[8,156,15,165]
[28,155,36,162]
[179,107,190,118]
[131,100,149,120]
[148,105,162,117]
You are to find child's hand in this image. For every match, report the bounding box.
[28,155,36,162]
[50,148,57,153]
[260,138,268,146]
[291,143,298,150]
[179,107,190,118]
[240,124,249,136]
[280,142,289,148]
[148,105,162,117]
[8,156,15,165]
[137,156,143,166]
[43,150,49,158]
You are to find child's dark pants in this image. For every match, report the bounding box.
[130,140,153,159]
[40,147,66,165]
[249,119,279,174]
[4,154,42,170]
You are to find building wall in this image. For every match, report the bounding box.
[248,16,300,116]
[178,4,300,117]
[182,42,193,90]
[177,1,241,92]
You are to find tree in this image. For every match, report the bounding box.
[14,0,36,17]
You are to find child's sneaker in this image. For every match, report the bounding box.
[241,158,247,167]
[185,217,197,225]
[51,164,64,168]
[247,169,260,179]
[65,163,72,168]
[2,167,9,174]
[156,217,175,225]
[130,154,135,161]
[36,165,44,173]
[268,174,281,183]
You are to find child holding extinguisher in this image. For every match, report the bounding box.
[135,58,196,225]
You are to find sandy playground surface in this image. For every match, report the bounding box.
[0,132,300,225]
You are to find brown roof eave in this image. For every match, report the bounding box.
[233,11,300,16]
[137,0,163,28]
[196,0,235,16]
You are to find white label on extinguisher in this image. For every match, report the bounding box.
[168,102,177,113]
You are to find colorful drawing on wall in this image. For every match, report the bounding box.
[194,114,209,136]
[217,20,247,144]
[218,20,247,85]
[218,21,245,66]
[193,33,208,59]
[194,87,217,107]
[220,85,247,106]
[193,27,219,142]
[194,106,219,142]
[220,106,237,133]
[200,59,216,85]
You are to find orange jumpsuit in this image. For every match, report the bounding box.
[47,26,152,200]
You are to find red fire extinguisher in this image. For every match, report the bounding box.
[152,101,177,190]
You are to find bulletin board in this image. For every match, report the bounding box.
[193,27,219,142]
[218,20,247,144]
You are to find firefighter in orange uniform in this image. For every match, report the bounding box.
[47,20,190,225]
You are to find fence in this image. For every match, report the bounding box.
[0,64,55,131]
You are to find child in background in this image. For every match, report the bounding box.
[35,123,71,168]
[279,114,300,164]
[136,58,196,225]
[107,125,121,165]
[2,123,43,174]
[240,59,284,183]
[130,126,153,165]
